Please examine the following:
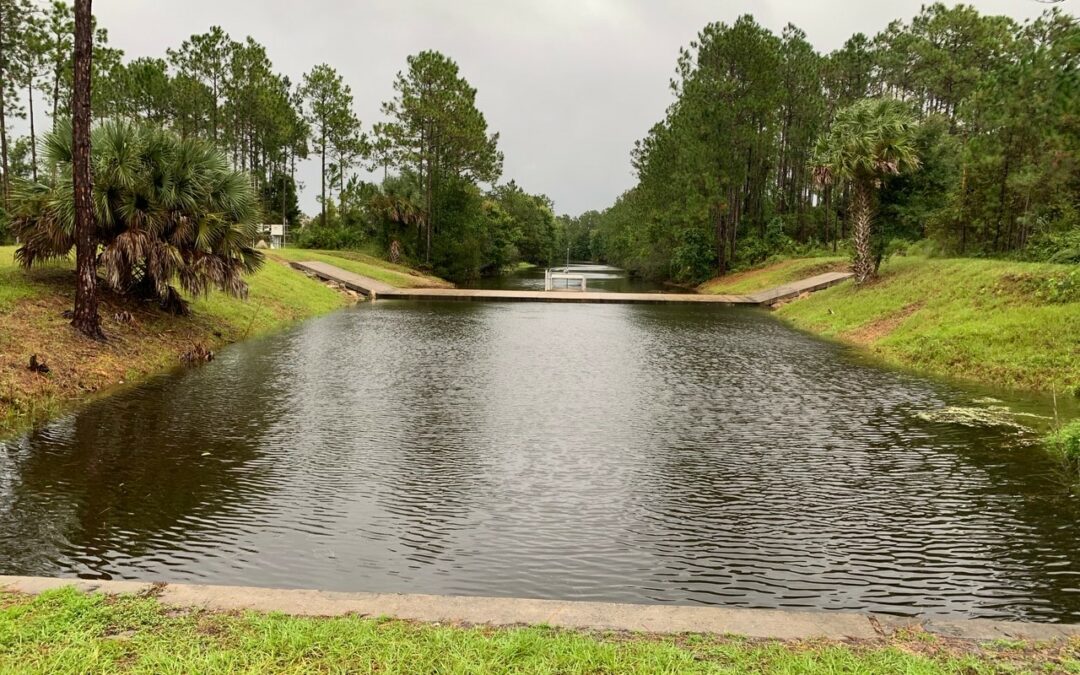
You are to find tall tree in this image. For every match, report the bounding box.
[379,50,503,263]
[42,0,72,121]
[0,0,33,208]
[300,64,356,226]
[813,98,921,283]
[591,6,1078,281]
[70,0,101,338]
[167,26,234,141]
[19,8,48,181]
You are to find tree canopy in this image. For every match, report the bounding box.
[588,5,1080,284]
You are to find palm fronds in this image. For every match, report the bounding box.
[12,120,264,314]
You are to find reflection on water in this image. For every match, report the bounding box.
[1,302,1078,621]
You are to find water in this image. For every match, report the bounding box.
[2,300,1078,622]
[462,262,682,293]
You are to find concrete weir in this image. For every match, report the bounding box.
[289,260,853,306]
[3,576,1079,641]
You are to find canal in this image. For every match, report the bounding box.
[1,276,1077,621]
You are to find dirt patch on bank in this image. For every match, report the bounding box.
[842,302,925,345]
[0,273,227,435]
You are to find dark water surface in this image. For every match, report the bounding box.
[2,301,1078,621]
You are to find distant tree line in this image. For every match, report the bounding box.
[298,51,572,281]
[583,4,1080,283]
[0,2,307,228]
[0,1,572,282]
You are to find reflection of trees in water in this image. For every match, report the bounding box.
[0,336,287,578]
[621,306,1080,620]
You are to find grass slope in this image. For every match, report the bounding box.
[0,246,348,436]
[270,248,453,289]
[699,257,847,295]
[705,254,1079,393]
[1,588,1075,674]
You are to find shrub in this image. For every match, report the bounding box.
[0,208,10,245]
[295,224,366,250]
[670,228,715,283]
[1046,420,1080,470]
[905,239,950,258]
[1023,228,1080,264]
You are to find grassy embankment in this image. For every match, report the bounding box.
[0,247,444,436]
[701,255,1080,395]
[699,256,848,295]
[271,247,453,288]
[0,588,1075,674]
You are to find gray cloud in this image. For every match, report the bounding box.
[33,1,1069,215]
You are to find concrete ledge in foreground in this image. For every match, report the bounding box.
[3,576,1078,642]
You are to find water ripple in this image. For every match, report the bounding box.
[0,302,1077,621]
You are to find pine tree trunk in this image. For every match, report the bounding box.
[71,0,102,339]
[825,183,835,253]
[425,160,433,266]
[320,127,326,226]
[850,182,874,284]
[0,87,8,212]
[52,60,60,120]
[0,4,8,212]
[28,80,38,182]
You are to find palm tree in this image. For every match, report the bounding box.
[813,98,920,283]
[370,174,423,259]
[12,120,263,315]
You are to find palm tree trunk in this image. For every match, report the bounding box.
[850,182,874,284]
[71,0,102,339]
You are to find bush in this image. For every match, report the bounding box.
[295,224,366,250]
[12,120,262,315]
[670,228,715,283]
[905,239,950,258]
[0,208,10,245]
[1024,228,1080,265]
[1046,420,1080,471]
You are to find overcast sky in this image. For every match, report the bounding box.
[37,1,1074,216]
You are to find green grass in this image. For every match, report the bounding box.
[702,254,1079,394]
[1047,420,1080,468]
[0,246,349,436]
[190,257,347,341]
[270,247,451,289]
[0,246,71,311]
[699,257,847,294]
[1,588,1075,674]
[774,256,1080,393]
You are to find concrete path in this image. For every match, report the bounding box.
[377,287,754,305]
[4,576,1078,642]
[290,260,853,306]
[743,271,854,305]
[289,260,396,298]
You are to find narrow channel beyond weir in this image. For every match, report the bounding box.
[289,260,853,306]
[5,577,1080,642]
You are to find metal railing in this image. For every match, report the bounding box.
[544,268,588,291]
